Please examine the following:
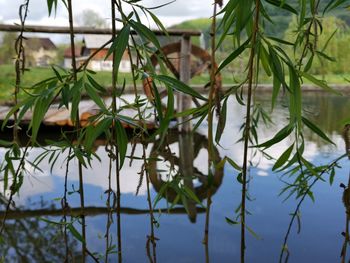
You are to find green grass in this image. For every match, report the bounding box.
[0,64,349,104]
[0,64,137,103]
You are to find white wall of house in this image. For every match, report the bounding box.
[119,60,131,73]
[32,48,56,66]
[64,58,72,69]
[88,60,131,72]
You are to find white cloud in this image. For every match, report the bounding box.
[0,0,213,28]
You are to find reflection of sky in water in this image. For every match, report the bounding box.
[0,92,349,262]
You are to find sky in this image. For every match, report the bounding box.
[0,0,215,43]
[0,0,214,28]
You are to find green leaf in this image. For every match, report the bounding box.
[183,186,204,207]
[272,144,294,171]
[304,55,314,72]
[217,37,250,72]
[271,74,281,110]
[329,168,335,185]
[0,140,14,147]
[237,172,243,184]
[215,97,228,144]
[255,124,294,149]
[315,51,336,62]
[31,91,56,142]
[225,156,242,171]
[260,44,271,77]
[225,217,239,225]
[323,0,348,14]
[307,190,315,202]
[84,118,112,151]
[47,0,57,16]
[67,224,85,244]
[300,71,342,95]
[51,65,63,82]
[266,36,294,46]
[264,0,298,14]
[106,24,130,80]
[289,66,301,127]
[302,117,334,145]
[301,156,318,177]
[245,224,261,240]
[87,74,106,93]
[129,20,161,50]
[40,217,63,225]
[155,75,207,101]
[147,10,169,37]
[1,99,29,130]
[85,83,106,111]
[115,120,128,168]
[268,45,286,87]
[70,77,83,124]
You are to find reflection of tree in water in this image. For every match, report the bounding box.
[303,94,350,140]
[0,197,79,262]
[149,130,224,223]
[258,92,350,146]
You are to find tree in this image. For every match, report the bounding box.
[0,32,17,64]
[75,9,109,28]
[284,16,350,77]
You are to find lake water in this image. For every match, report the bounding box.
[0,91,349,262]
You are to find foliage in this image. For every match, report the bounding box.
[0,32,17,64]
[75,9,109,28]
[0,0,349,262]
[285,16,350,76]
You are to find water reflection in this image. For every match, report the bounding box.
[341,124,350,262]
[0,92,349,262]
[0,197,80,262]
[149,131,224,222]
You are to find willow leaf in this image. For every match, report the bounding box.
[264,0,298,14]
[323,0,348,14]
[255,124,294,149]
[272,144,294,171]
[115,120,128,169]
[217,37,250,72]
[129,20,161,50]
[271,74,281,110]
[183,186,204,207]
[31,93,55,143]
[155,75,207,100]
[260,44,271,77]
[106,24,130,80]
[85,83,106,111]
[302,117,334,145]
[215,97,228,144]
[84,118,112,152]
[300,71,341,95]
[67,224,85,244]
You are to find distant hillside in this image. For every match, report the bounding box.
[168,1,350,43]
[169,18,211,31]
[168,18,211,47]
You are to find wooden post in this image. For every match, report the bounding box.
[178,132,197,222]
[177,35,196,221]
[178,35,192,132]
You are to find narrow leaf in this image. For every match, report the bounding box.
[155,75,207,101]
[217,37,250,72]
[300,71,342,95]
[255,124,294,149]
[302,117,334,145]
[272,144,294,171]
[115,120,128,168]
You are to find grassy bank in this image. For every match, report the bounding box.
[0,64,349,104]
